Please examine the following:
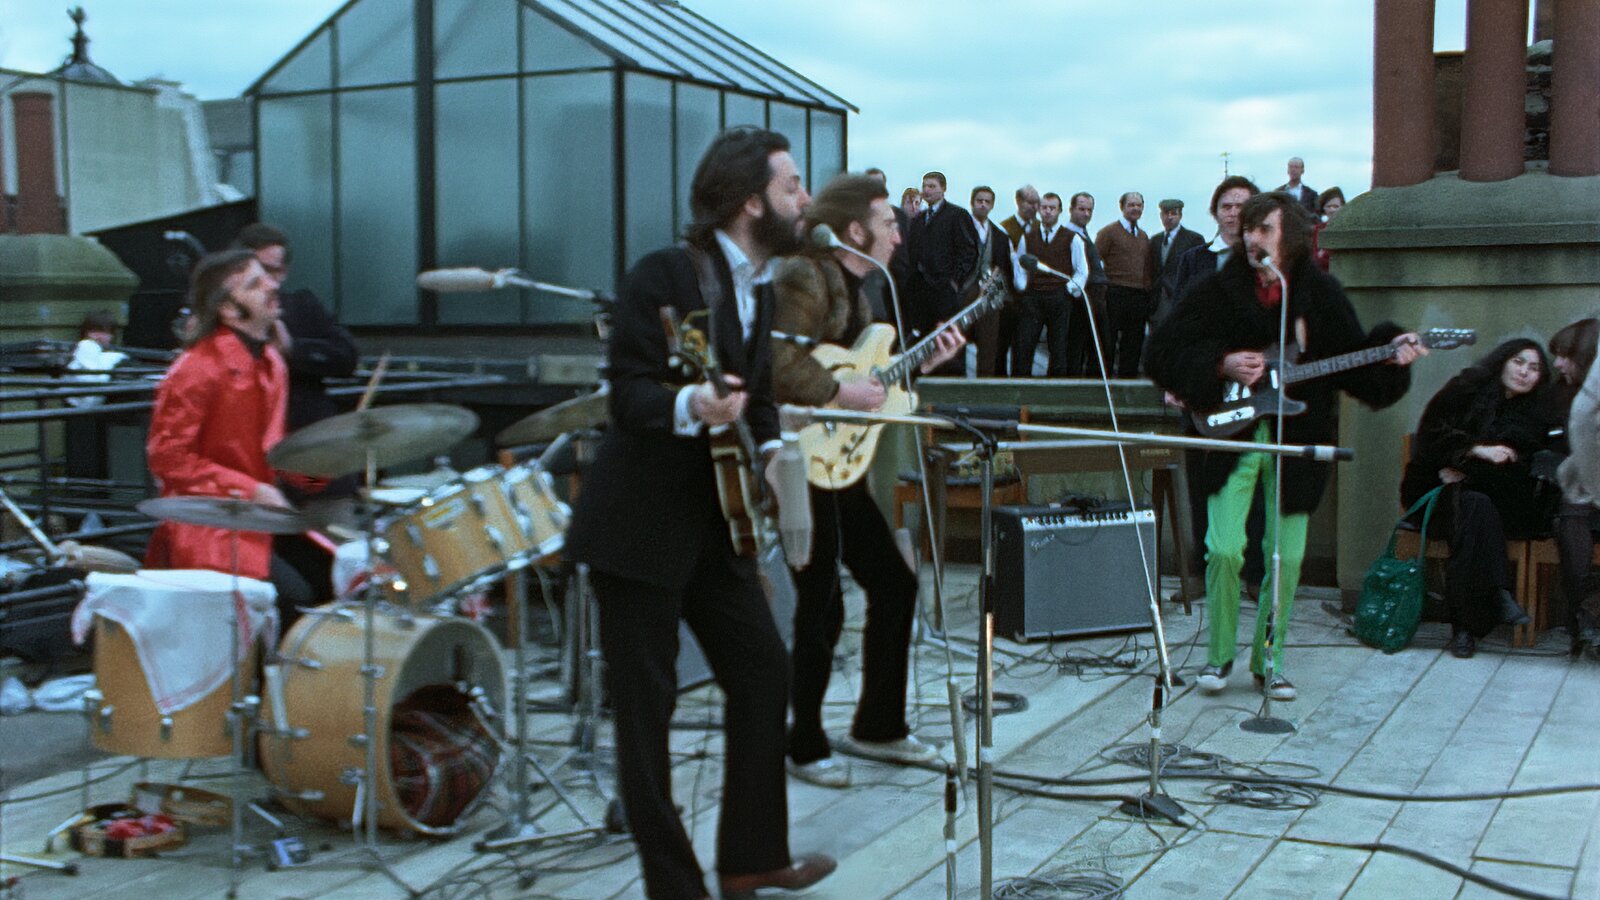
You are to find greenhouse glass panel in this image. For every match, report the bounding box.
[623,73,672,269]
[809,110,843,188]
[674,84,719,239]
[723,92,764,129]
[523,72,616,323]
[435,0,517,80]
[768,102,806,185]
[337,88,418,324]
[521,5,612,73]
[337,0,415,88]
[436,79,521,325]
[257,95,335,307]
[261,29,333,95]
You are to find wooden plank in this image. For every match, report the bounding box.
[1124,828,1277,897]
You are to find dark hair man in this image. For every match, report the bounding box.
[1014,192,1088,376]
[964,184,1021,376]
[1148,199,1205,329]
[1094,191,1154,376]
[144,250,313,623]
[1169,175,1260,309]
[905,170,978,366]
[1062,191,1111,376]
[769,172,963,789]
[865,166,911,306]
[1145,192,1425,702]
[562,127,834,900]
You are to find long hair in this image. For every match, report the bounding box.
[1208,175,1259,215]
[1240,192,1313,268]
[804,173,888,256]
[185,249,259,346]
[1452,337,1555,434]
[685,127,790,250]
[1550,318,1599,385]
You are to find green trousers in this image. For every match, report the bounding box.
[1204,424,1310,675]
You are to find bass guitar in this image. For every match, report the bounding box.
[1193,327,1476,439]
[797,270,1008,488]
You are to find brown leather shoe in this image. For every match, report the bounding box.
[718,853,837,898]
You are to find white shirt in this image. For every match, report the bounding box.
[1121,217,1140,236]
[1024,222,1089,298]
[1207,234,1233,270]
[673,231,775,441]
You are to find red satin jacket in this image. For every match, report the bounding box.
[144,329,288,579]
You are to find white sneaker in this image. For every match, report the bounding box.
[840,734,941,765]
[1196,661,1232,694]
[787,757,850,788]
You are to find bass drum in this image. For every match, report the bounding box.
[260,606,506,836]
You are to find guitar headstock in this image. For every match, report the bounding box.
[1419,328,1477,350]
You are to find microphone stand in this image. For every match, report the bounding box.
[823,233,971,790]
[787,406,1350,898]
[1045,258,1188,825]
[1240,255,1297,736]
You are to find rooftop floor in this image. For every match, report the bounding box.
[2,566,1597,899]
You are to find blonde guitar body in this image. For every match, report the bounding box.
[798,323,916,489]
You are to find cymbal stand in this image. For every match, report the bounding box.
[224,529,265,898]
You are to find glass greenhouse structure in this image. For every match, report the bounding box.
[248,0,853,328]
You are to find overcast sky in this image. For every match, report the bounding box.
[1,0,1486,237]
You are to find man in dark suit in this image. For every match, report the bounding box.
[1275,156,1318,216]
[564,127,835,900]
[963,185,1021,376]
[1147,199,1205,330]
[905,171,977,360]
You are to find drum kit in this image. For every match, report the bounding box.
[106,391,610,892]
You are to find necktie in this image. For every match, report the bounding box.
[1161,235,1171,266]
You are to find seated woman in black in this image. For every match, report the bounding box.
[1401,338,1558,658]
[1549,318,1600,656]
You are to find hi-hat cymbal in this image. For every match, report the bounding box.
[498,388,608,446]
[268,404,479,478]
[137,497,312,535]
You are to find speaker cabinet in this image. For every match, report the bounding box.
[992,506,1157,641]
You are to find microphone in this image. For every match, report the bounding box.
[773,408,813,568]
[417,267,505,293]
[809,222,842,250]
[1017,253,1082,296]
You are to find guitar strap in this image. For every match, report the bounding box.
[682,242,727,370]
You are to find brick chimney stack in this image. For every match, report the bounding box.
[12,92,66,234]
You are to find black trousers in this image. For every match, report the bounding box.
[1442,488,1513,638]
[788,482,919,765]
[1013,287,1071,377]
[973,305,1017,377]
[266,554,314,631]
[1063,285,1108,376]
[1105,285,1153,377]
[1553,501,1600,635]
[592,544,792,900]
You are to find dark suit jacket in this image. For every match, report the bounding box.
[906,201,978,328]
[1276,182,1319,215]
[1148,225,1206,325]
[277,288,359,432]
[564,243,778,592]
[1170,242,1222,312]
[962,217,1019,297]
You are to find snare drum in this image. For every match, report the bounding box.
[88,616,255,759]
[259,605,505,835]
[501,463,570,561]
[380,466,523,607]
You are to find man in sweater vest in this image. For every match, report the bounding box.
[1014,192,1088,376]
[1094,192,1155,377]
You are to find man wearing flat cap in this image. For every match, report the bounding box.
[1148,198,1204,330]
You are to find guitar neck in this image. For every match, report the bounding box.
[1282,342,1397,385]
[880,291,996,385]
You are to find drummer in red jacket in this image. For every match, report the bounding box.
[144,249,313,622]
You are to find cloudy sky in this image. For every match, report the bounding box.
[1,0,1487,236]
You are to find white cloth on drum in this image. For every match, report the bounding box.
[72,570,278,715]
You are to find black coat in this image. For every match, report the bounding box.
[1401,371,1560,537]
[1169,241,1220,311]
[277,289,359,431]
[961,217,1019,297]
[1145,253,1411,513]
[564,243,779,592]
[906,201,978,328]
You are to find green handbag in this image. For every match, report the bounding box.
[1351,486,1445,654]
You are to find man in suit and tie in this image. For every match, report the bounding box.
[1063,191,1110,375]
[1014,192,1088,376]
[1094,192,1154,377]
[564,127,835,900]
[1147,198,1205,329]
[964,185,1021,376]
[905,171,977,369]
[1276,156,1318,216]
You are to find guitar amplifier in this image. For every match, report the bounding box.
[992,506,1156,641]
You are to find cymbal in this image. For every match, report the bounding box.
[268,404,479,478]
[137,497,311,535]
[498,388,608,446]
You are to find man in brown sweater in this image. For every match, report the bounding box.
[1094,191,1154,377]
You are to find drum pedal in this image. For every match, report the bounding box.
[266,836,311,870]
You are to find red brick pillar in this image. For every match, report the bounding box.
[12,92,63,234]
[1459,0,1530,182]
[1373,0,1438,188]
[1549,0,1600,176]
